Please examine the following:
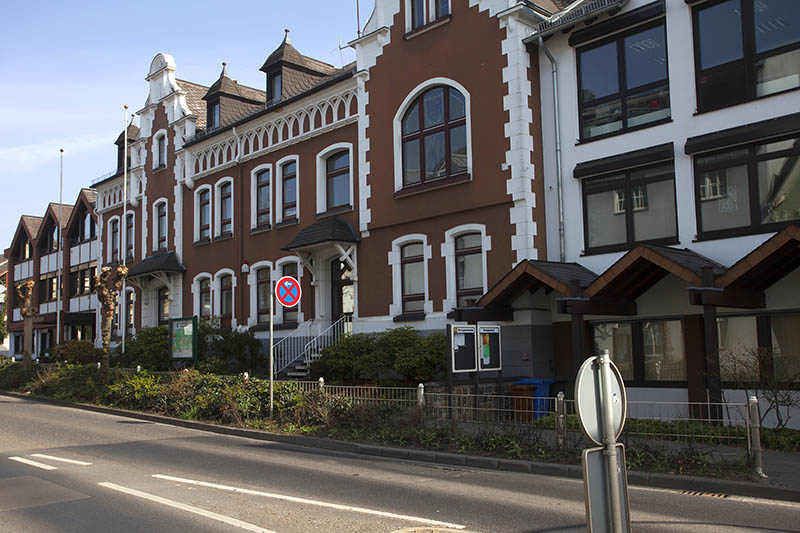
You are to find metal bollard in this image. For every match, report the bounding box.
[318,376,325,391]
[97,362,101,369]
[417,383,425,408]
[10,357,15,363]
[556,391,567,450]
[136,365,141,373]
[243,372,249,381]
[748,396,768,478]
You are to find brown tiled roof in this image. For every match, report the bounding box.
[479,259,598,307]
[203,64,265,103]
[283,216,360,250]
[83,189,97,204]
[261,33,336,75]
[176,79,210,130]
[716,225,800,291]
[585,244,726,301]
[115,122,140,145]
[21,216,43,239]
[49,203,74,228]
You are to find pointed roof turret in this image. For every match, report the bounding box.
[202,62,264,103]
[115,116,139,146]
[260,29,336,75]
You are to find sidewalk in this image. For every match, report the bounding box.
[3,390,800,503]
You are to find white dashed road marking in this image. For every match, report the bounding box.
[98,482,276,533]
[31,454,92,466]
[8,456,58,470]
[152,473,467,530]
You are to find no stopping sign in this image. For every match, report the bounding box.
[275,276,301,307]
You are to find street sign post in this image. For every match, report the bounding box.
[582,444,630,533]
[270,274,301,420]
[575,351,630,533]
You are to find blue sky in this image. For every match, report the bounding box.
[0,0,370,255]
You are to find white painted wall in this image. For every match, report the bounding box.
[537,0,800,272]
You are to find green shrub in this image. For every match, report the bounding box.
[0,360,37,391]
[50,340,103,365]
[120,327,170,370]
[105,372,167,412]
[313,327,446,384]
[27,364,126,403]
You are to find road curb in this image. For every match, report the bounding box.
[3,391,798,503]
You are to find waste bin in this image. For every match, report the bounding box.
[515,378,554,419]
[510,383,537,422]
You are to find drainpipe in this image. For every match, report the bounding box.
[539,36,565,263]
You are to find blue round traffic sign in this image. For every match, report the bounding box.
[275,276,301,307]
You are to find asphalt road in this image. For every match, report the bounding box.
[1,394,798,533]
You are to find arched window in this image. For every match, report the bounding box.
[401,86,466,187]
[401,242,425,313]
[220,183,232,234]
[220,274,233,327]
[158,287,169,325]
[199,278,212,317]
[110,219,120,262]
[199,189,210,240]
[256,267,271,324]
[326,151,350,210]
[282,161,297,220]
[455,232,483,307]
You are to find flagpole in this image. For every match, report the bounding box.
[121,105,128,354]
[56,149,64,346]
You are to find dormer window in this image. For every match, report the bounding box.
[267,71,282,104]
[209,101,220,130]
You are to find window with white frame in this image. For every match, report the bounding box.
[153,200,168,252]
[157,286,169,325]
[251,165,272,229]
[109,217,120,263]
[195,186,211,241]
[394,79,471,193]
[214,178,234,237]
[193,275,213,318]
[256,266,271,324]
[125,213,135,261]
[154,131,167,169]
[316,144,353,214]
[407,0,450,31]
[281,262,299,323]
[273,257,302,324]
[442,225,490,311]
[389,234,432,318]
[275,157,299,223]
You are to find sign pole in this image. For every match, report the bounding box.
[269,277,274,420]
[599,349,623,533]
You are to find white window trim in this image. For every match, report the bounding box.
[441,223,491,312]
[123,287,137,337]
[152,197,168,252]
[191,272,213,317]
[124,212,136,262]
[275,255,304,324]
[213,268,237,327]
[392,78,472,192]
[214,177,235,237]
[275,155,300,224]
[388,233,432,317]
[152,129,168,169]
[193,184,212,242]
[316,142,354,214]
[247,260,274,325]
[404,0,449,32]
[106,215,121,264]
[250,164,273,229]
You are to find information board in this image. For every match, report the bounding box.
[451,325,477,373]
[477,325,502,371]
[170,317,198,362]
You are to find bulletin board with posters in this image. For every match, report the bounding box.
[477,324,502,371]
[451,324,477,373]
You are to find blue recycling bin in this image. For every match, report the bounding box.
[514,378,554,418]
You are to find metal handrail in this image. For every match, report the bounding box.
[303,314,352,361]
[273,320,313,375]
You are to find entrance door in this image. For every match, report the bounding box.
[330,259,354,321]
